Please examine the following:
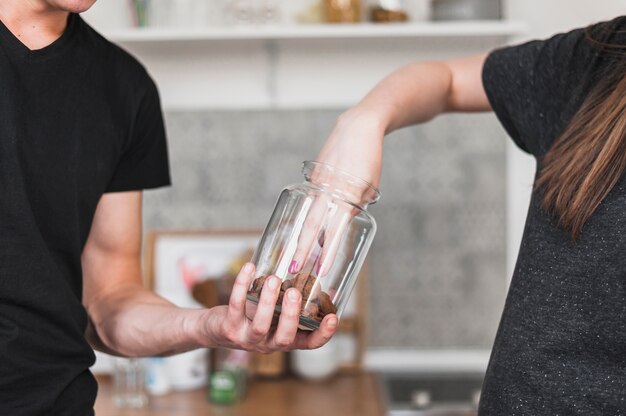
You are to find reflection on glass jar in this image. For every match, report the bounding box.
[246,161,379,330]
[323,0,362,23]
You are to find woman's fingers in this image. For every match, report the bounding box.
[290,197,329,274]
[317,207,352,276]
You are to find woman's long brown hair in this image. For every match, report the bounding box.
[535,24,626,239]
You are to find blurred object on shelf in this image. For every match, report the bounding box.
[225,0,281,25]
[370,7,408,22]
[227,0,254,25]
[128,0,150,27]
[323,0,362,23]
[431,0,501,20]
[370,0,409,23]
[145,357,171,396]
[164,349,209,391]
[112,357,149,408]
[191,248,253,308]
[208,339,286,383]
[296,1,324,23]
[209,349,250,405]
[250,351,287,378]
[148,0,212,27]
[226,248,254,277]
[291,336,340,380]
[257,0,281,24]
[191,278,220,310]
[190,269,234,307]
[403,0,431,21]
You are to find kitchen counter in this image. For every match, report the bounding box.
[95,372,384,416]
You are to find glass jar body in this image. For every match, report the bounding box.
[247,163,377,330]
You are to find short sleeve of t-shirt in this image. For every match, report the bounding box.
[106,75,171,192]
[481,17,626,158]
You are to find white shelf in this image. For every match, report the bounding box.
[104,21,525,43]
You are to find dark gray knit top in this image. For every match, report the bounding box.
[480,16,626,415]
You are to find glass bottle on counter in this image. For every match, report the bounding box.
[246,161,379,330]
[112,357,149,408]
[208,349,250,405]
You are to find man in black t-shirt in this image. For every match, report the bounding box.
[0,1,337,414]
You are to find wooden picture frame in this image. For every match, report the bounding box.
[144,229,262,308]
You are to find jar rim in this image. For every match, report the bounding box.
[302,161,381,207]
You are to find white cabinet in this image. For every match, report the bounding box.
[85,22,522,110]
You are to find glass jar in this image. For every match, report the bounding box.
[246,161,379,330]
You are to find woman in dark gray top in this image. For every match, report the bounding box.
[312,16,626,415]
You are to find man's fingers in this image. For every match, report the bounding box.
[247,276,281,343]
[293,314,338,349]
[272,288,302,348]
[226,262,255,324]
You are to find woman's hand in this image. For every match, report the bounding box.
[288,108,386,277]
[316,107,386,188]
[202,263,338,353]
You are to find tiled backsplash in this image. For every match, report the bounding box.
[143,110,507,349]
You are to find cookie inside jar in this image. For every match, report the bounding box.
[247,272,337,330]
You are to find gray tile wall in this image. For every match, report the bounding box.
[144,110,507,349]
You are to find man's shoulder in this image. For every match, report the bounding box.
[76,15,152,87]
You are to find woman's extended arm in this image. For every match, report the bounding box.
[317,53,491,186]
[290,54,492,274]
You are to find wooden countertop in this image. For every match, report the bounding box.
[95,372,385,416]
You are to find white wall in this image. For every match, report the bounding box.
[505,0,625,38]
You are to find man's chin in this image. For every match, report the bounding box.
[49,0,98,14]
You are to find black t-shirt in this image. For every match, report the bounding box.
[0,13,170,415]
[481,17,626,415]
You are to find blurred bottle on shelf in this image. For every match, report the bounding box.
[112,357,149,408]
[370,0,409,22]
[250,351,287,379]
[128,0,150,27]
[224,0,281,25]
[431,0,501,20]
[164,349,209,391]
[145,357,171,396]
[291,336,341,381]
[147,0,218,27]
[323,0,362,23]
[208,349,250,405]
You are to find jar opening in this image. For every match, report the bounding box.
[302,161,381,208]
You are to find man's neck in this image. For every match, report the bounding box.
[0,1,69,50]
